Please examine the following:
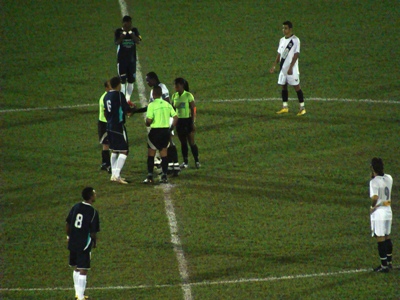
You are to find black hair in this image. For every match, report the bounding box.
[110,76,121,89]
[146,72,160,83]
[174,77,190,92]
[283,21,293,29]
[82,187,94,201]
[122,15,132,23]
[152,86,162,98]
[371,157,384,176]
[103,80,109,88]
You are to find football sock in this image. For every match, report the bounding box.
[115,153,127,178]
[73,270,79,296]
[282,89,288,104]
[296,89,304,104]
[147,156,155,175]
[181,143,189,162]
[161,156,168,175]
[77,274,87,299]
[111,153,118,176]
[168,144,178,163]
[190,144,199,162]
[126,83,134,101]
[102,150,110,165]
[377,241,388,267]
[385,239,393,264]
[121,82,127,96]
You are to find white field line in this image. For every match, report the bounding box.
[0,97,398,114]
[3,267,391,292]
[118,1,193,299]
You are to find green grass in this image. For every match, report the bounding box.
[1,1,400,299]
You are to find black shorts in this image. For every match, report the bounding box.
[108,125,129,151]
[148,128,170,150]
[176,118,194,136]
[98,121,109,145]
[118,60,136,83]
[69,248,91,270]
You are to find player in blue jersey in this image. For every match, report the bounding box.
[66,187,100,300]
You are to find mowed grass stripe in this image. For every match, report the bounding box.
[0,97,398,113]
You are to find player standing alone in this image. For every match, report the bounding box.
[115,15,142,104]
[369,157,394,272]
[269,21,306,116]
[66,187,100,300]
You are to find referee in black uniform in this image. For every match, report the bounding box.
[144,86,178,184]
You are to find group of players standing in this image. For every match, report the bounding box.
[98,15,200,185]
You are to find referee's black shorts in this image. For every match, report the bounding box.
[98,120,109,145]
[176,118,194,135]
[148,128,170,150]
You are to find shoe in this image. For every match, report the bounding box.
[100,163,108,171]
[110,175,126,181]
[297,108,306,116]
[195,162,201,169]
[373,265,389,273]
[110,176,128,184]
[106,166,111,174]
[160,175,168,184]
[180,162,188,169]
[143,176,154,184]
[75,296,89,300]
[276,107,289,114]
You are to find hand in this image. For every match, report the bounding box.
[269,66,276,73]
[287,67,293,75]
[127,100,136,108]
[370,206,377,214]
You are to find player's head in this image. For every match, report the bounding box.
[122,15,132,30]
[110,76,121,90]
[146,72,160,87]
[152,86,162,99]
[371,157,384,176]
[174,78,190,92]
[82,187,96,202]
[282,21,293,37]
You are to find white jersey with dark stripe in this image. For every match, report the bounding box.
[149,83,170,103]
[277,34,300,75]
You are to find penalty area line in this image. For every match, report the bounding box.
[1,267,381,292]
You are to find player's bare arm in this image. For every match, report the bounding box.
[91,232,97,248]
[145,117,153,127]
[270,54,280,73]
[370,195,379,214]
[288,52,299,75]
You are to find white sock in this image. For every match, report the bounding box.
[283,102,288,108]
[300,102,305,109]
[126,83,134,101]
[111,153,118,177]
[121,82,127,96]
[115,154,127,178]
[73,270,79,296]
[77,274,87,299]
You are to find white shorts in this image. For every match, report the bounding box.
[278,71,300,86]
[370,208,392,237]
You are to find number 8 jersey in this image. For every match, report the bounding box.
[66,202,100,252]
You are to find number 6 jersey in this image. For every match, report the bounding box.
[66,202,100,252]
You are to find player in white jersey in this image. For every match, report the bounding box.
[269,21,306,116]
[146,72,180,176]
[369,157,393,273]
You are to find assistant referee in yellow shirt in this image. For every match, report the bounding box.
[144,86,178,184]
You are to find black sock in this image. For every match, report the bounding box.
[385,239,393,264]
[296,89,304,103]
[190,144,199,162]
[282,89,288,103]
[378,241,388,267]
[147,156,155,176]
[181,143,189,163]
[168,144,178,163]
[102,150,110,165]
[161,156,168,175]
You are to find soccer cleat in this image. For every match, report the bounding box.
[373,265,389,273]
[276,107,289,114]
[160,175,168,184]
[107,166,111,174]
[75,296,89,300]
[110,176,128,184]
[110,175,126,181]
[143,176,154,184]
[100,163,109,171]
[297,108,306,116]
[180,162,188,169]
[195,162,201,169]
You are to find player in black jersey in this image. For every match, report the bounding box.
[115,15,142,104]
[66,187,100,300]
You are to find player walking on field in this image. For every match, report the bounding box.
[66,187,100,300]
[115,15,142,104]
[270,21,306,116]
[369,157,394,273]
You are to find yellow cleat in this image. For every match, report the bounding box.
[276,107,289,114]
[297,109,306,116]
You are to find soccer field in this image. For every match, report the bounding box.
[2,1,399,299]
